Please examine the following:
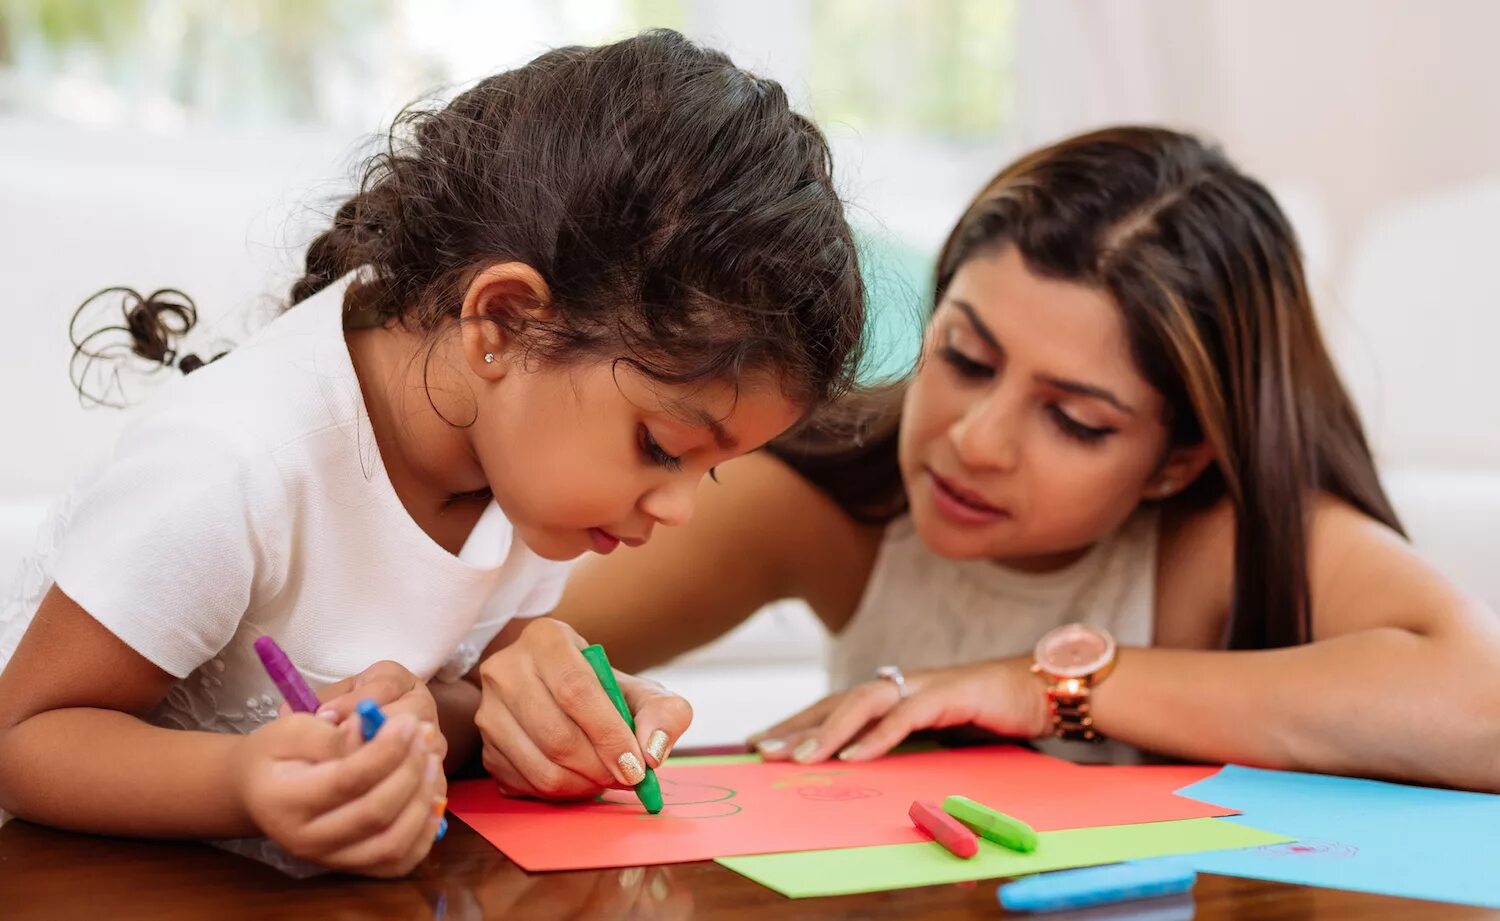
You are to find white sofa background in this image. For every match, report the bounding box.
[2,121,1497,747]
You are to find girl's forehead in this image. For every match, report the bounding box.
[611,364,802,441]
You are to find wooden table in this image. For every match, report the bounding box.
[2,814,1494,921]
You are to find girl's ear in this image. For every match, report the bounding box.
[1145,441,1216,501]
[459,261,553,379]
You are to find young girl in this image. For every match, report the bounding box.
[0,30,865,876]
[472,126,1500,799]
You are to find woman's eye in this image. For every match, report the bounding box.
[1049,406,1115,444]
[939,345,993,380]
[640,426,683,471]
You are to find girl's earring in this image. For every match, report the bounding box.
[483,352,496,364]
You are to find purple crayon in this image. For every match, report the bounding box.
[253,635,322,714]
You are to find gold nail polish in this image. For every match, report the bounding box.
[646,729,669,762]
[837,745,860,761]
[618,751,645,785]
[756,738,787,754]
[619,866,644,889]
[651,874,670,901]
[793,738,819,763]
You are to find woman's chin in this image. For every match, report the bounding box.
[908,499,1014,560]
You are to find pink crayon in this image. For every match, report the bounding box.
[910,799,980,859]
[253,635,322,714]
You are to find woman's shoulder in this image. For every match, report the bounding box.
[1154,496,1237,648]
[1153,490,1468,646]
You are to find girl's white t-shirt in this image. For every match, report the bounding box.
[0,275,573,736]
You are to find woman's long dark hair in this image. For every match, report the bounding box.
[775,126,1401,650]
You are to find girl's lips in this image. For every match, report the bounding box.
[589,527,621,554]
[927,469,1009,526]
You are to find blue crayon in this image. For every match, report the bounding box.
[356,698,447,843]
[356,698,386,742]
[998,860,1196,913]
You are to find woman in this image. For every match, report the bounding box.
[471,126,1500,798]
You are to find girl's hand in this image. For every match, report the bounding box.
[474,618,693,800]
[747,657,1051,764]
[284,660,447,765]
[233,711,447,878]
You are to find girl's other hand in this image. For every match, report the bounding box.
[747,658,1049,764]
[234,711,447,878]
[282,660,446,765]
[474,618,693,800]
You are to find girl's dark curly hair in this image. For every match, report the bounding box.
[74,29,866,412]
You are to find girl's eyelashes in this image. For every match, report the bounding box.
[639,426,684,471]
[939,345,993,380]
[1049,405,1115,444]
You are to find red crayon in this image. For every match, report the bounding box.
[909,799,979,859]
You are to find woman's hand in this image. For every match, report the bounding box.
[748,657,1050,764]
[474,618,693,800]
[234,711,446,878]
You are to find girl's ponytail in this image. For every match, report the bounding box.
[69,287,226,408]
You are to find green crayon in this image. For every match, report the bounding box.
[943,794,1038,852]
[580,644,663,814]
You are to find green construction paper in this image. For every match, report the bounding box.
[668,753,763,766]
[717,817,1290,899]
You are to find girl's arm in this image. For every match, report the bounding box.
[1090,496,1500,789]
[0,587,446,875]
[0,587,255,837]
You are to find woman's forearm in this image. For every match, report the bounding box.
[430,677,482,774]
[0,708,253,838]
[1092,628,1500,790]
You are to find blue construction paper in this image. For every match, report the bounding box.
[1148,765,1500,907]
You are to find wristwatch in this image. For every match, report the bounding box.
[1030,623,1117,742]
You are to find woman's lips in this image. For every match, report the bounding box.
[926,469,1009,526]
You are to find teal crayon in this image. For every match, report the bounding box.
[580,644,663,814]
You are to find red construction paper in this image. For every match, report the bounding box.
[448,746,1231,871]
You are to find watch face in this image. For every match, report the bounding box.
[1035,624,1115,678]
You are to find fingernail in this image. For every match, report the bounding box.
[435,817,448,842]
[837,744,861,762]
[793,738,820,763]
[419,722,436,750]
[432,797,448,817]
[316,709,340,724]
[425,754,440,783]
[646,730,669,763]
[398,717,418,742]
[755,738,786,755]
[619,866,644,888]
[618,752,645,785]
[650,873,670,901]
